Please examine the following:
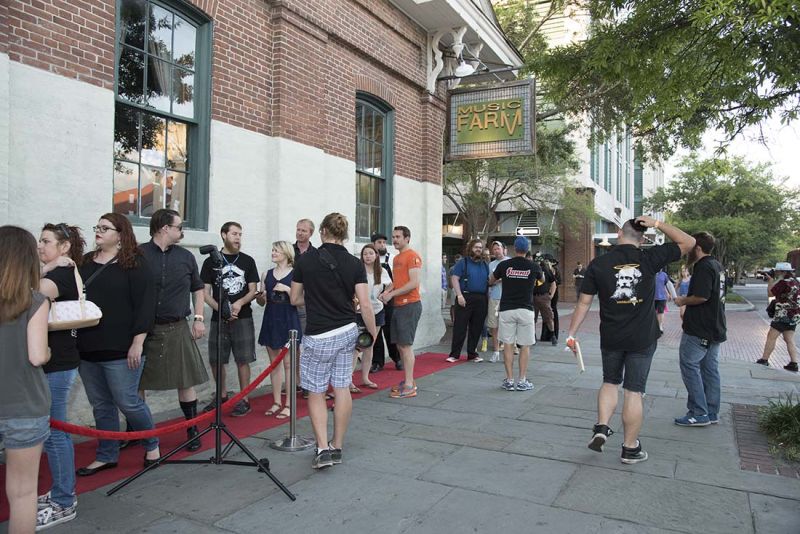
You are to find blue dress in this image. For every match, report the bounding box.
[258,269,302,349]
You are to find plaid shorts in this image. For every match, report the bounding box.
[300,324,358,393]
[209,317,257,365]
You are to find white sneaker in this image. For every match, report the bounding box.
[36,501,77,531]
[489,351,500,363]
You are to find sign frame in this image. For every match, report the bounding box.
[445,79,536,162]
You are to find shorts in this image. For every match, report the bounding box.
[498,308,535,346]
[357,309,386,328]
[487,299,501,329]
[300,325,359,393]
[391,301,422,346]
[655,300,666,314]
[600,342,657,393]
[209,317,257,365]
[771,321,797,333]
[0,415,50,449]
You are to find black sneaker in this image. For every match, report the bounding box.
[588,424,614,452]
[312,449,333,469]
[230,399,251,417]
[202,396,228,413]
[328,441,342,464]
[784,362,798,372]
[551,337,558,346]
[620,440,648,464]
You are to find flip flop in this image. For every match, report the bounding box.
[276,407,291,420]
[349,385,362,394]
[264,403,282,416]
[363,382,379,389]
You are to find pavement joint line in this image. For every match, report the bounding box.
[397,483,458,534]
[746,492,757,534]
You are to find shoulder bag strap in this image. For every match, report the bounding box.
[319,248,352,302]
[83,256,118,293]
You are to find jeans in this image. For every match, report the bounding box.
[79,358,159,463]
[679,333,721,417]
[44,369,77,507]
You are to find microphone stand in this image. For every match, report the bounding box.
[107,254,295,500]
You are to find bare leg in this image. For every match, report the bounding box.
[597,383,620,426]
[307,392,329,449]
[621,389,644,448]
[761,328,781,361]
[6,444,43,534]
[518,345,530,380]
[266,347,284,406]
[398,344,415,386]
[503,342,515,380]
[236,362,251,399]
[783,330,798,363]
[491,327,500,351]
[361,347,375,384]
[210,364,227,397]
[178,387,196,403]
[331,386,352,449]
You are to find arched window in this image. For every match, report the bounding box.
[113,0,211,228]
[355,94,394,240]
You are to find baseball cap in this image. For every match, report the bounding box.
[514,236,529,252]
[370,232,388,242]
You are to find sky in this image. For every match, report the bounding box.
[665,116,800,188]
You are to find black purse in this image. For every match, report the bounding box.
[766,300,776,318]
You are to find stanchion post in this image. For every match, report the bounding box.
[271,330,315,451]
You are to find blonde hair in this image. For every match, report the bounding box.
[320,212,348,242]
[272,240,295,266]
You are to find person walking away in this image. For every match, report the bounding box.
[446,239,489,363]
[566,217,695,464]
[756,262,800,371]
[673,232,727,426]
[487,241,509,362]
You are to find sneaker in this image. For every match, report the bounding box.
[37,492,51,510]
[36,502,77,531]
[784,362,799,372]
[501,378,516,391]
[311,448,333,469]
[755,359,769,366]
[620,441,648,464]
[445,356,459,363]
[489,351,500,363]
[588,424,614,452]
[202,396,228,413]
[551,337,558,346]
[468,355,484,363]
[674,414,711,427]
[515,379,534,391]
[230,399,251,417]
[328,441,342,464]
[708,413,719,424]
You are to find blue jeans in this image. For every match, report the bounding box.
[679,333,721,417]
[44,369,78,507]
[79,358,159,463]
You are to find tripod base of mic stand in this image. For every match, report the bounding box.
[271,435,315,452]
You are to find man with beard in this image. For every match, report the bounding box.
[447,239,490,362]
[369,232,402,372]
[139,209,209,452]
[200,222,260,417]
[487,241,509,362]
[673,232,727,426]
[566,216,695,464]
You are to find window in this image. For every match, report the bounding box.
[616,132,623,202]
[113,0,210,227]
[355,94,394,240]
[590,141,600,184]
[603,142,612,192]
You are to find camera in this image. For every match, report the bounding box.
[270,290,289,304]
[757,269,775,279]
[356,330,374,350]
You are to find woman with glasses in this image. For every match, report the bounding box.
[0,226,50,534]
[256,241,301,419]
[76,213,160,476]
[34,223,85,529]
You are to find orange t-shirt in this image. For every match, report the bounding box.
[392,249,422,306]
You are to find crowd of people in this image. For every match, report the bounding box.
[2,209,799,533]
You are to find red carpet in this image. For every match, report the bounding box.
[0,352,454,522]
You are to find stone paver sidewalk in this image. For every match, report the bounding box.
[3,308,800,534]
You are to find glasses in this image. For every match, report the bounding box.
[168,224,183,231]
[93,225,118,234]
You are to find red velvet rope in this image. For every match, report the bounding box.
[50,347,288,440]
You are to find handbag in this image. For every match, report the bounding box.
[47,262,110,332]
[766,299,776,318]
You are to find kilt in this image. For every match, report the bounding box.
[140,320,209,390]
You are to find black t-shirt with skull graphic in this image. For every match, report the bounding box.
[581,243,681,351]
[201,251,260,321]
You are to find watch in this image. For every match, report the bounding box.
[193,315,204,322]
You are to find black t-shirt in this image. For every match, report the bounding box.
[581,243,681,351]
[493,256,541,312]
[200,251,259,321]
[294,243,368,336]
[44,266,81,373]
[533,266,555,295]
[683,256,727,343]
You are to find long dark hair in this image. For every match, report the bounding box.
[42,223,85,266]
[0,226,40,323]
[89,213,140,270]
[360,243,383,285]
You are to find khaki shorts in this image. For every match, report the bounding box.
[498,308,535,346]
[487,299,501,328]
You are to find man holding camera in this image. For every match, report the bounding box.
[200,221,260,417]
[566,216,695,464]
[673,232,727,426]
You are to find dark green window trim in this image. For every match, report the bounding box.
[355,92,394,241]
[113,0,212,230]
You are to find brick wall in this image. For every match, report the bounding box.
[560,187,595,302]
[6,0,445,184]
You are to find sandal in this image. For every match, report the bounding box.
[276,406,291,420]
[349,385,362,394]
[264,403,282,416]
[362,382,379,389]
[325,392,335,401]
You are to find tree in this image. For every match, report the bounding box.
[644,155,800,278]
[444,124,588,245]
[497,0,800,159]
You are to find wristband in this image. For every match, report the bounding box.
[193,315,204,322]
